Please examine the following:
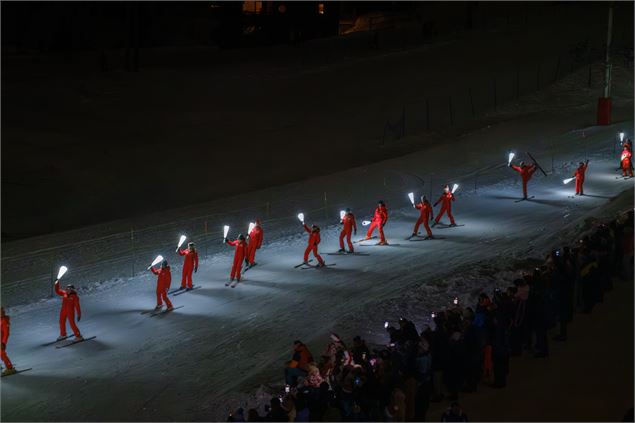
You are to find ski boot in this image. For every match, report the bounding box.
[154,305,163,311]
[57,335,67,341]
[166,306,174,312]
[449,223,457,227]
[378,240,389,245]
[75,335,84,342]
[315,262,325,268]
[347,250,355,254]
[338,248,345,253]
[431,222,438,227]
[2,367,17,377]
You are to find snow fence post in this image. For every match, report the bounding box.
[323,191,328,219]
[130,227,135,277]
[204,220,209,257]
[493,77,497,111]
[49,254,55,298]
[426,98,430,130]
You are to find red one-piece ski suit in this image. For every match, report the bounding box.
[1,310,13,370]
[339,213,357,252]
[366,205,388,243]
[434,192,456,225]
[621,147,633,177]
[55,281,82,338]
[574,162,588,195]
[511,164,537,198]
[246,223,263,265]
[150,265,172,308]
[227,239,248,281]
[414,200,434,237]
[304,224,324,265]
[178,248,199,289]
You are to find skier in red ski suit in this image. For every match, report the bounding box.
[148,260,173,310]
[176,242,199,289]
[54,280,82,341]
[246,220,263,266]
[413,196,434,238]
[573,160,589,195]
[339,208,357,253]
[433,185,456,226]
[1,307,15,376]
[510,161,537,199]
[365,201,389,245]
[621,146,633,177]
[303,223,325,266]
[225,234,248,282]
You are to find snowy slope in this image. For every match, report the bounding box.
[2,107,633,421]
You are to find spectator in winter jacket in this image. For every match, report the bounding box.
[265,398,288,422]
[285,341,314,387]
[441,402,469,422]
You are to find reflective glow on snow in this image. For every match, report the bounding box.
[151,255,164,266]
[57,266,68,279]
[178,235,187,248]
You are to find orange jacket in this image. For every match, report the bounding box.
[372,205,388,225]
[304,224,321,246]
[1,314,9,345]
[512,164,537,182]
[621,148,632,166]
[341,213,357,233]
[227,239,248,262]
[435,192,455,207]
[574,163,588,181]
[248,225,264,249]
[55,282,81,319]
[150,266,172,291]
[289,343,314,371]
[415,201,433,220]
[178,248,199,272]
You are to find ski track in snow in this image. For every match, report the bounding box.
[2,119,634,420]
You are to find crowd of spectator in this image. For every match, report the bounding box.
[228,209,633,422]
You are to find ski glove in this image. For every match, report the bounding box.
[194,267,198,273]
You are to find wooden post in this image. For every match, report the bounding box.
[324,191,328,219]
[493,77,497,111]
[130,227,135,277]
[204,220,209,257]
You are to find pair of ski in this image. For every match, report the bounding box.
[140,305,185,316]
[41,335,97,349]
[293,259,336,269]
[2,368,33,377]
[225,280,240,288]
[325,251,369,256]
[514,196,535,203]
[167,286,201,296]
[406,235,446,241]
